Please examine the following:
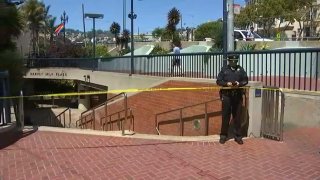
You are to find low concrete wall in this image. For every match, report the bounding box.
[134,41,214,50]
[236,41,320,50]
[283,92,320,130]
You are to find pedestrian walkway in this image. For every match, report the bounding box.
[0,127,319,180]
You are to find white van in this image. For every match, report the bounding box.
[234,30,274,41]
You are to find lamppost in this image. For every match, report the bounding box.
[84,13,104,59]
[123,0,126,30]
[128,0,137,75]
[223,0,228,66]
[223,0,235,66]
[60,11,68,43]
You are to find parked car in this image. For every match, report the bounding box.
[234,30,274,41]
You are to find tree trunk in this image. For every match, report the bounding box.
[32,29,35,55]
[298,21,303,41]
[36,30,39,56]
[50,32,53,45]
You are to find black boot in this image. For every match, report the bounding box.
[234,136,243,145]
[219,135,227,144]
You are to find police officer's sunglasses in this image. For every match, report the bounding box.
[228,60,238,63]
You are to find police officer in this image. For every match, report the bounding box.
[216,54,248,144]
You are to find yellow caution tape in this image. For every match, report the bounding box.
[0,86,319,100]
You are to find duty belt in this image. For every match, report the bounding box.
[220,89,243,96]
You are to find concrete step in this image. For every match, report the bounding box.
[37,126,222,142]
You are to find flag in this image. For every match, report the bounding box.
[54,23,64,35]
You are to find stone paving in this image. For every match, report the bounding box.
[0,127,320,180]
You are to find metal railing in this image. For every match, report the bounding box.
[76,92,130,135]
[26,48,320,91]
[53,107,71,128]
[27,58,98,70]
[261,87,285,141]
[102,108,134,132]
[155,98,221,136]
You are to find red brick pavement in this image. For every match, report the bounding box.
[0,128,320,180]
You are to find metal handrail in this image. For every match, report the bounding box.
[55,107,71,128]
[80,92,126,116]
[78,92,129,135]
[155,98,221,136]
[102,108,134,132]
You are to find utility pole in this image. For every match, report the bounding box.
[223,0,228,66]
[223,0,235,66]
[128,0,137,75]
[227,0,234,51]
[123,0,126,30]
[82,4,86,47]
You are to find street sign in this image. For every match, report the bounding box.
[234,4,241,15]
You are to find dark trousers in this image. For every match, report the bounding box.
[220,94,243,138]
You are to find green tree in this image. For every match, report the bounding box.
[109,21,120,40]
[0,0,24,51]
[166,7,181,46]
[47,17,56,45]
[121,29,130,50]
[21,0,46,56]
[96,45,110,58]
[284,0,314,39]
[150,44,169,55]
[43,5,51,50]
[234,4,258,29]
[255,0,285,37]
[0,0,24,94]
[194,21,223,49]
[151,27,164,39]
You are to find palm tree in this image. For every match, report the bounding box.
[48,17,56,45]
[43,5,51,49]
[0,0,24,51]
[121,29,130,49]
[21,0,46,56]
[167,7,181,27]
[109,22,121,41]
[166,7,181,46]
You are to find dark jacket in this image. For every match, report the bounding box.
[216,65,248,94]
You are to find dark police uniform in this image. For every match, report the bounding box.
[216,54,248,144]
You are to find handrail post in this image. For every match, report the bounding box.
[63,113,66,128]
[104,102,108,130]
[280,89,285,141]
[93,109,95,130]
[130,109,134,131]
[180,109,183,136]
[84,116,87,129]
[205,103,208,136]
[109,115,111,131]
[68,108,71,128]
[155,115,158,134]
[122,93,128,136]
[118,113,121,130]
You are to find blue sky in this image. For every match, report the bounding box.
[43,0,245,34]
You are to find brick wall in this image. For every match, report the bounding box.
[94,80,223,136]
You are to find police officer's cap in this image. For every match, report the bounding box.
[227,54,239,61]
